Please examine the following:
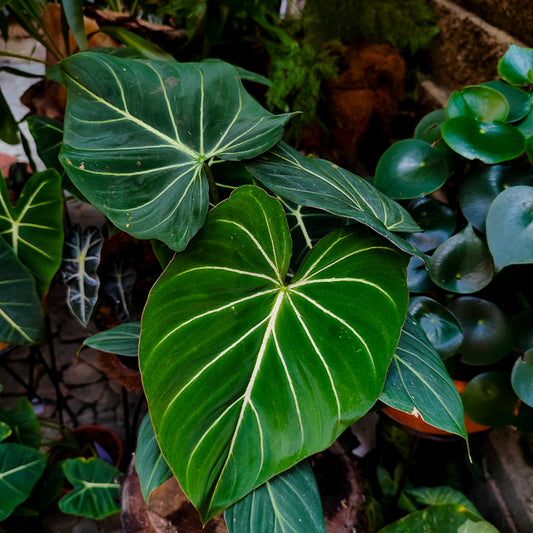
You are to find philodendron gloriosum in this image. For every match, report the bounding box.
[57,51,466,527]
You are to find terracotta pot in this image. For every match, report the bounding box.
[381,380,491,437]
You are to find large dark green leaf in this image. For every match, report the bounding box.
[81,322,140,357]
[486,185,533,270]
[0,443,47,521]
[62,225,103,327]
[225,460,325,533]
[0,169,64,299]
[59,457,121,519]
[246,143,422,258]
[59,52,291,251]
[0,237,45,345]
[140,185,409,521]
[380,315,467,440]
[135,413,172,502]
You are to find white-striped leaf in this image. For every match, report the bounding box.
[135,413,172,502]
[62,225,103,327]
[58,52,292,251]
[0,169,64,299]
[246,143,423,257]
[380,315,467,441]
[140,185,409,521]
[224,460,325,533]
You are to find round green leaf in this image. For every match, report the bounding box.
[497,44,533,87]
[459,163,533,232]
[139,185,409,521]
[59,52,291,252]
[517,110,533,139]
[429,225,493,294]
[414,109,447,144]
[442,116,526,163]
[483,81,531,123]
[408,296,463,359]
[511,349,533,407]
[462,371,518,427]
[447,85,509,122]
[406,255,434,293]
[404,197,456,252]
[447,297,514,366]
[486,185,533,270]
[374,139,449,199]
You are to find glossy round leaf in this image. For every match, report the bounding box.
[497,44,533,87]
[404,197,456,252]
[447,85,509,122]
[406,255,434,293]
[486,185,533,270]
[518,111,533,139]
[374,139,449,199]
[408,296,463,359]
[139,185,409,521]
[511,349,533,407]
[462,372,518,427]
[447,297,514,366]
[459,163,533,232]
[414,109,447,144]
[429,225,493,294]
[442,116,526,164]
[483,81,531,123]
[59,52,291,252]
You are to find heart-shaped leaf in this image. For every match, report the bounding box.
[59,52,291,251]
[374,139,449,200]
[408,296,463,359]
[0,237,45,345]
[447,86,509,122]
[497,44,533,87]
[0,169,64,299]
[482,81,531,123]
[225,460,325,533]
[486,185,533,270]
[59,457,121,519]
[442,116,526,164]
[140,185,409,521]
[135,413,172,502]
[81,322,140,357]
[511,349,533,407]
[447,297,514,366]
[429,224,493,294]
[246,142,422,258]
[62,225,103,327]
[0,397,41,449]
[380,315,467,440]
[0,443,47,520]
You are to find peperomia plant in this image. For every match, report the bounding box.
[52,48,470,529]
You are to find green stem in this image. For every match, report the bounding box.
[203,162,220,205]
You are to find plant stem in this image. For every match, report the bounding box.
[203,162,220,205]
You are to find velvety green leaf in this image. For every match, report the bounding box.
[62,225,103,327]
[82,322,140,357]
[511,349,533,407]
[136,413,172,502]
[447,297,514,366]
[459,163,533,232]
[62,0,88,51]
[59,457,121,519]
[406,486,481,517]
[0,86,19,144]
[0,421,11,442]
[406,256,434,293]
[483,81,531,123]
[374,139,449,200]
[27,115,64,172]
[408,296,463,359]
[447,86,509,122]
[486,185,533,270]
[442,116,526,163]
[380,315,467,440]
[462,371,518,427]
[0,443,47,521]
[378,504,489,533]
[404,197,456,253]
[0,237,45,345]
[101,257,137,323]
[246,142,423,258]
[140,185,409,521]
[0,169,64,299]
[225,460,325,533]
[59,52,291,251]
[429,225,493,294]
[0,397,40,449]
[497,44,533,86]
